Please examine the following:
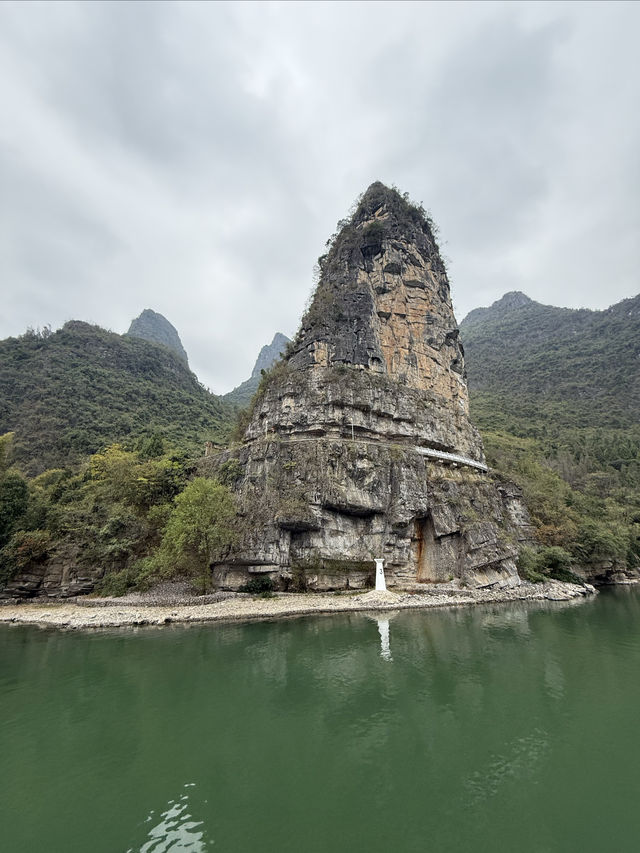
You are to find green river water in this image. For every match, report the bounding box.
[1,588,640,852]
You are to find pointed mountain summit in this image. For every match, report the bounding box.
[461,290,640,426]
[207,184,531,591]
[251,333,290,378]
[462,291,533,326]
[244,182,481,458]
[126,309,189,366]
[222,333,291,408]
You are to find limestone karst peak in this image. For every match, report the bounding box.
[250,332,290,379]
[126,309,189,366]
[461,291,535,327]
[205,184,531,593]
[322,183,443,270]
[286,182,462,410]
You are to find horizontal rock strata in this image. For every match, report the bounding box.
[208,184,533,591]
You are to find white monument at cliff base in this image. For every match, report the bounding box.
[375,558,386,592]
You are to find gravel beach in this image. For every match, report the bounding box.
[0,580,597,630]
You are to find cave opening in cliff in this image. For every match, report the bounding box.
[415,514,438,582]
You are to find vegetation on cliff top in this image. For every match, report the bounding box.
[293,183,447,351]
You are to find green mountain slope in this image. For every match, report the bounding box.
[461,291,640,430]
[0,321,235,476]
[460,292,640,580]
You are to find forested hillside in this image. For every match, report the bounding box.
[461,292,640,581]
[462,291,640,429]
[0,321,234,476]
[2,291,639,600]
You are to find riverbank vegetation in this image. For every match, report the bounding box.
[2,286,640,595]
[461,292,640,581]
[477,413,640,581]
[2,401,638,595]
[0,432,236,595]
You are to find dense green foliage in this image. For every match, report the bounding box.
[462,291,640,429]
[0,321,235,476]
[462,293,640,578]
[149,477,236,592]
[238,575,276,596]
[0,435,31,585]
[221,375,262,410]
[0,433,237,595]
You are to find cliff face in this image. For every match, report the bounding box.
[126,309,189,366]
[207,184,532,591]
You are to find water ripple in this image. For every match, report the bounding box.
[464,727,550,804]
[126,784,211,852]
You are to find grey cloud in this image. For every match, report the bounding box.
[1,1,638,392]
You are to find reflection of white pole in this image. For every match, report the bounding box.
[375,558,386,592]
[377,617,392,660]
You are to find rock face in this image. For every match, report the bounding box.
[126,309,189,366]
[206,184,533,591]
[222,333,291,408]
[251,333,291,379]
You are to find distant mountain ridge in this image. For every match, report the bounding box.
[222,332,290,408]
[0,320,234,475]
[459,290,640,584]
[461,290,640,429]
[462,290,533,325]
[126,309,189,366]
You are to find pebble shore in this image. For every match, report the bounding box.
[0,580,597,630]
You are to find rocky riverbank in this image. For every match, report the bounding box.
[0,580,597,630]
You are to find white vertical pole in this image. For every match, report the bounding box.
[375,558,386,592]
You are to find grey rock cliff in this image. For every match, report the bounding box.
[126,309,189,366]
[204,183,533,591]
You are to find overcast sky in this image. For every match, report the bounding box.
[1,1,638,393]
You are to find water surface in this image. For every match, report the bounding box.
[2,588,640,851]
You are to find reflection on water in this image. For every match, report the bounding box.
[127,783,211,852]
[376,617,392,661]
[366,612,398,660]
